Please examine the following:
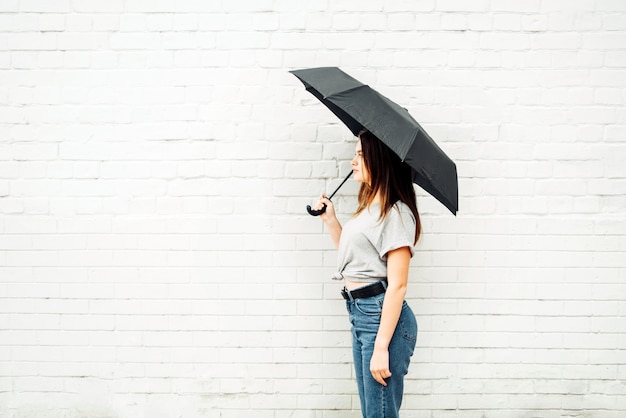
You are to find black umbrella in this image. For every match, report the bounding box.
[291,67,458,216]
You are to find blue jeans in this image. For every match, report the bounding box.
[346,292,418,418]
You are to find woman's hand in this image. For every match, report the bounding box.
[312,195,336,222]
[370,347,391,386]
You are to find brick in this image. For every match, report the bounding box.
[19,0,70,12]
[596,0,626,11]
[437,0,489,12]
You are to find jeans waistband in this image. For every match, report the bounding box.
[341,280,387,301]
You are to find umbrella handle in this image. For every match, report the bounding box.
[306,171,353,217]
[306,204,327,216]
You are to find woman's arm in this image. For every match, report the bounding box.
[314,195,342,249]
[369,246,411,386]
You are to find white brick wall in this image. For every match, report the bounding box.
[1,1,625,417]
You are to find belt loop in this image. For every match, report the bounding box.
[343,287,354,301]
[381,280,388,290]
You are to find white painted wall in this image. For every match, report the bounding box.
[1,1,625,417]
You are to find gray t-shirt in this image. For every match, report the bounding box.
[333,202,416,284]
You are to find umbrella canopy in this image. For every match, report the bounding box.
[290,67,458,215]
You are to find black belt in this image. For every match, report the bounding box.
[341,280,387,300]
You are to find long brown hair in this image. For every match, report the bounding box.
[355,129,421,244]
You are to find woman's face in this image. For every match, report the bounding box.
[352,139,370,184]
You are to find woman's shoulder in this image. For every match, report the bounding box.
[389,201,416,224]
[392,200,413,214]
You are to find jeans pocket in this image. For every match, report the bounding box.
[399,302,418,344]
[354,294,384,316]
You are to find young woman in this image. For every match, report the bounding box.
[312,129,420,418]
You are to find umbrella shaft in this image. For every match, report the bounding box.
[327,171,353,200]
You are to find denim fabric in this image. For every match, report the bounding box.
[346,292,418,418]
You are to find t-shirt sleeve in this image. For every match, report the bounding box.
[377,205,416,260]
